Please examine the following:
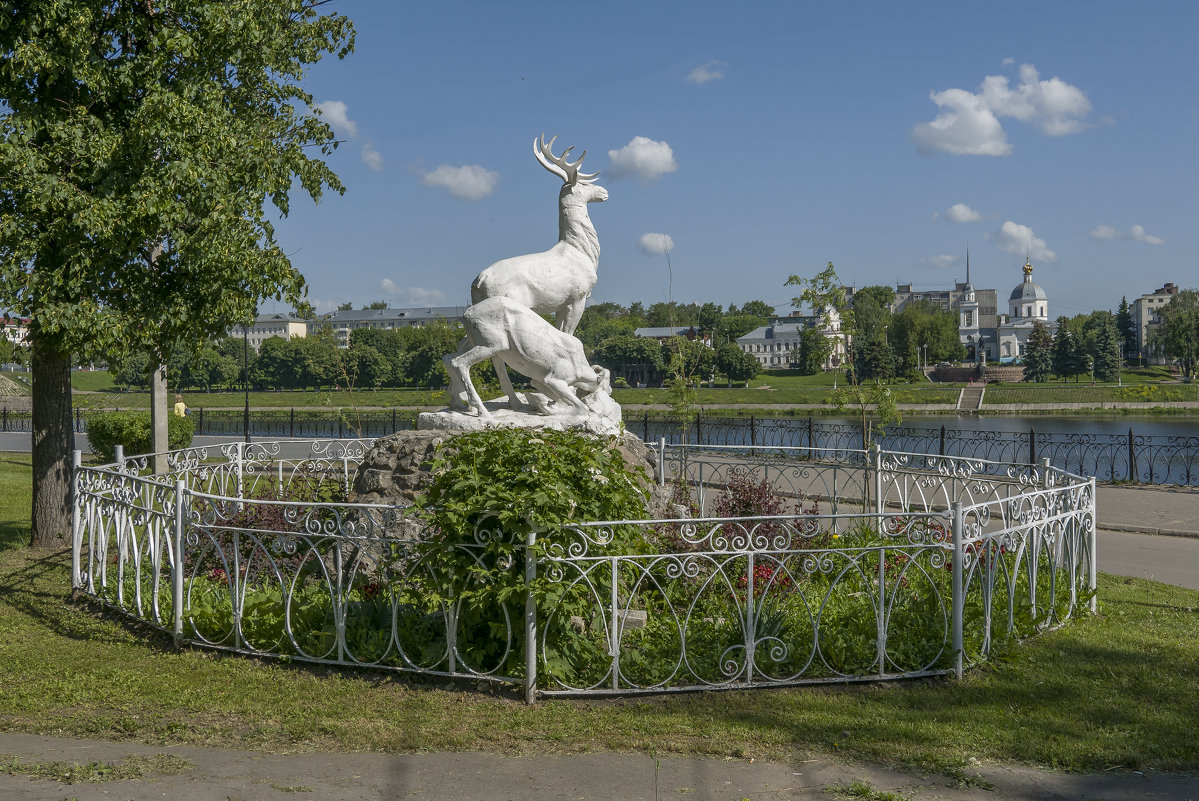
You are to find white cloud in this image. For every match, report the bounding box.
[308,297,340,314]
[361,142,383,171]
[378,279,447,306]
[607,136,678,182]
[1001,57,1015,66]
[1130,225,1164,245]
[420,164,499,201]
[686,60,727,84]
[979,64,1092,136]
[922,254,958,269]
[314,100,357,138]
[946,203,982,223]
[1089,224,1120,240]
[912,87,1011,156]
[637,232,674,256]
[991,220,1057,262]
[1090,224,1165,245]
[913,63,1091,155]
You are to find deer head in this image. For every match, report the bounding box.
[535,133,608,204]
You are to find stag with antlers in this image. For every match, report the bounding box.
[457,134,609,411]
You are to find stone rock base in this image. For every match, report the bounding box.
[418,398,621,438]
[350,426,673,523]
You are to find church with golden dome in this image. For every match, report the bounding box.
[954,257,1051,364]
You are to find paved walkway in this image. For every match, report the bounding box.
[0,732,1195,801]
[1098,483,1199,538]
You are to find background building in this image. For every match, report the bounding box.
[1,315,30,346]
[313,306,468,349]
[632,325,709,345]
[882,258,1047,364]
[995,259,1051,362]
[736,308,846,369]
[238,313,309,351]
[1133,282,1179,364]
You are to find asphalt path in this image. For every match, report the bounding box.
[1,730,1196,801]
[1096,529,1199,590]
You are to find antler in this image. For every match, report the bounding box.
[534,133,600,186]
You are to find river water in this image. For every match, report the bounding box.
[633,413,1198,485]
[6,406,1190,485]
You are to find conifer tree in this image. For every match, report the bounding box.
[1093,319,1122,383]
[1116,296,1137,361]
[1051,319,1079,381]
[1023,321,1054,382]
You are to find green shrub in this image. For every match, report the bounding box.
[87,411,195,462]
[411,428,651,675]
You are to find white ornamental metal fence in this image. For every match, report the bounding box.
[71,438,1096,702]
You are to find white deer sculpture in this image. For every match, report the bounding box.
[443,296,613,424]
[461,134,608,409]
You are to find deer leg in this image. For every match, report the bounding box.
[444,337,473,411]
[558,299,587,336]
[450,345,499,419]
[539,375,589,416]
[490,355,530,411]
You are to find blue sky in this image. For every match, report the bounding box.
[269,0,1198,319]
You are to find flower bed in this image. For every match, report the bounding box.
[72,438,1096,700]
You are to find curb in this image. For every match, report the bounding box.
[1099,523,1199,540]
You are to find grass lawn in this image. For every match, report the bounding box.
[71,387,452,410]
[613,385,962,406]
[0,454,31,548]
[70,371,116,392]
[59,361,1195,411]
[983,383,1199,405]
[0,459,1196,775]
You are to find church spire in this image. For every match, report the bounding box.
[966,245,971,286]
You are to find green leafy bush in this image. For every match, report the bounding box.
[416,428,650,558]
[87,411,194,462]
[412,428,651,674]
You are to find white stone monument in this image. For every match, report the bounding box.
[418,134,621,436]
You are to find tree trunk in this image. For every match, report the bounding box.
[31,334,75,548]
[151,366,168,474]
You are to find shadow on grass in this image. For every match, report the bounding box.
[0,547,185,656]
[0,546,521,700]
[4,544,1196,775]
[637,581,1199,773]
[0,519,30,551]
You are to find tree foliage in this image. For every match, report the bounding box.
[888,300,964,378]
[714,342,759,387]
[589,334,662,388]
[1051,318,1086,381]
[1154,289,1199,380]
[1116,296,1137,360]
[855,336,895,381]
[850,285,894,343]
[1093,318,1122,383]
[0,0,354,364]
[0,0,355,544]
[1022,321,1054,382]
[796,325,832,375]
[787,262,852,380]
[738,299,775,319]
